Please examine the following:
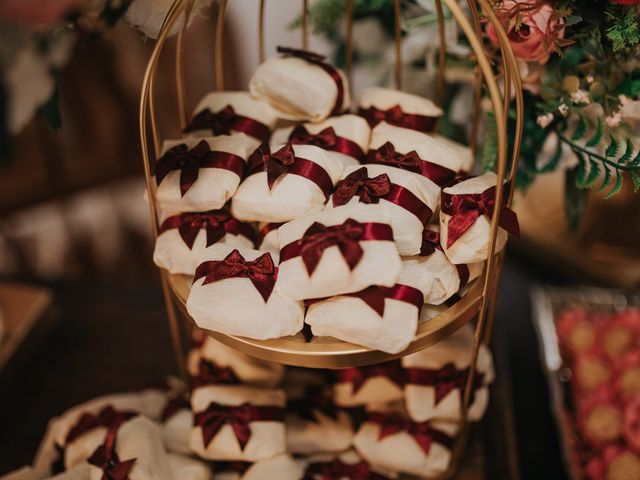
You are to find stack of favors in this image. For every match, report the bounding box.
[150,46,519,353]
[3,328,494,479]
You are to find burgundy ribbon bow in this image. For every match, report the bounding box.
[87,427,136,480]
[289,125,338,149]
[368,412,454,456]
[358,104,438,133]
[336,360,405,394]
[287,387,338,423]
[420,229,441,256]
[304,459,390,480]
[66,406,138,444]
[299,219,364,275]
[185,105,271,142]
[190,359,239,388]
[193,249,277,303]
[277,46,344,116]
[193,402,284,450]
[406,363,485,405]
[161,395,191,422]
[441,186,520,248]
[345,284,424,316]
[333,167,391,206]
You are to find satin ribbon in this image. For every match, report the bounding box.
[155,140,246,197]
[277,46,345,116]
[405,363,485,405]
[345,283,424,316]
[190,359,239,388]
[420,229,471,286]
[336,360,405,394]
[441,186,520,248]
[304,459,390,480]
[358,104,438,133]
[193,402,284,450]
[158,210,256,249]
[66,406,138,444]
[367,412,454,456]
[184,105,271,142]
[367,142,456,186]
[287,386,338,423]
[161,395,191,422]
[193,249,277,303]
[258,222,283,246]
[333,167,432,225]
[87,426,136,480]
[248,143,334,198]
[288,125,365,161]
[279,219,394,276]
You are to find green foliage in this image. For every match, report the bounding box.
[564,166,589,231]
[606,10,640,52]
[481,111,498,174]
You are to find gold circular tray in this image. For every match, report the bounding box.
[167,272,483,369]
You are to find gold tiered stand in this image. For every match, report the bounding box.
[139,1,522,477]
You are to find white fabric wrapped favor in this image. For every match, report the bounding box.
[215,454,304,480]
[333,361,405,407]
[325,164,438,255]
[160,396,192,456]
[358,87,443,128]
[189,385,286,461]
[187,245,304,339]
[231,144,343,223]
[276,203,402,300]
[0,467,41,480]
[306,259,431,354]
[50,464,91,479]
[249,52,350,122]
[440,172,516,264]
[154,135,253,214]
[168,454,213,480]
[271,114,370,166]
[257,223,282,260]
[304,450,396,479]
[402,325,494,422]
[153,210,255,275]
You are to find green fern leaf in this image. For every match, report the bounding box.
[586,117,604,148]
[632,171,640,193]
[575,151,588,188]
[619,139,634,164]
[628,149,640,167]
[598,165,612,193]
[605,135,620,158]
[604,171,624,199]
[540,140,563,173]
[584,158,601,188]
[571,114,587,141]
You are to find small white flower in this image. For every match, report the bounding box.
[570,89,591,105]
[586,75,594,84]
[558,103,569,116]
[605,112,622,129]
[536,112,554,128]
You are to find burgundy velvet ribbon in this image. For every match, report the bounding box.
[247,143,334,198]
[456,264,470,287]
[161,395,191,422]
[190,359,239,388]
[87,426,136,480]
[193,249,277,303]
[367,412,454,456]
[279,219,394,276]
[405,363,485,405]
[441,186,520,248]
[288,125,365,161]
[277,46,344,116]
[65,406,138,444]
[184,105,271,142]
[336,360,405,394]
[304,459,390,480]
[367,142,456,186]
[287,386,338,423]
[333,167,432,225]
[258,222,284,246]
[345,284,424,316]
[358,104,438,133]
[158,210,256,249]
[154,140,246,197]
[193,402,284,450]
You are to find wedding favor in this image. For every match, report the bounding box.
[402,325,494,422]
[214,454,304,480]
[257,222,283,260]
[303,450,394,479]
[326,165,438,255]
[161,394,192,456]
[231,144,343,223]
[276,204,401,300]
[154,135,253,214]
[168,453,213,480]
[333,361,405,407]
[153,210,255,275]
[271,114,370,166]
[249,47,350,122]
[187,246,304,340]
[439,172,519,264]
[189,385,286,461]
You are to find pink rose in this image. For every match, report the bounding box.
[0,0,84,26]
[486,1,565,65]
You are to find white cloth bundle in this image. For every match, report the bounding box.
[353,413,458,478]
[402,325,494,422]
[358,87,443,130]
[187,336,285,388]
[231,144,343,223]
[325,164,438,255]
[368,123,463,185]
[87,416,174,480]
[0,468,40,480]
[160,395,192,456]
[276,203,402,300]
[306,258,433,354]
[155,135,253,214]
[333,361,405,407]
[50,464,91,479]
[434,134,474,173]
[249,51,350,122]
[271,114,370,167]
[257,223,282,260]
[214,454,304,480]
[153,210,255,275]
[440,172,517,264]
[186,91,277,150]
[189,385,287,461]
[168,454,213,480]
[303,450,396,479]
[187,245,304,339]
